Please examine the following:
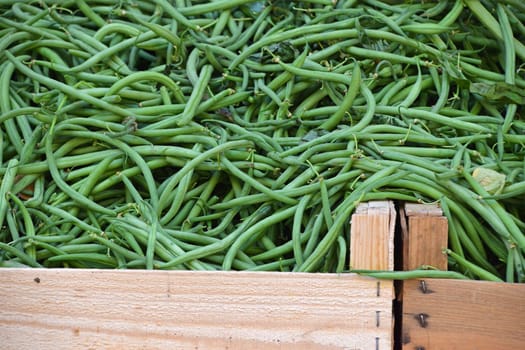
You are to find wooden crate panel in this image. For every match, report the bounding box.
[402,278,525,350]
[0,268,393,350]
[401,203,448,271]
[350,201,395,271]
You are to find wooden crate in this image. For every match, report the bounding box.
[398,203,525,350]
[0,201,524,350]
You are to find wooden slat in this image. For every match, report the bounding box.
[402,278,525,349]
[402,203,448,271]
[404,203,444,217]
[400,202,449,349]
[0,268,393,350]
[350,200,396,271]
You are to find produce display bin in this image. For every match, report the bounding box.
[2,1,525,348]
[1,201,523,349]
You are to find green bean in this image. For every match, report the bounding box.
[398,62,423,108]
[292,194,311,267]
[220,157,297,206]
[177,65,213,126]
[0,16,64,41]
[320,63,361,131]
[497,4,518,134]
[159,204,272,269]
[462,170,525,251]
[157,139,252,207]
[299,164,404,272]
[42,135,113,214]
[464,0,525,61]
[279,61,352,85]
[513,248,525,282]
[7,193,36,258]
[256,78,282,107]
[171,0,252,16]
[40,203,100,234]
[181,171,221,231]
[228,6,272,51]
[0,242,41,267]
[447,249,503,282]
[347,79,376,132]
[229,18,357,70]
[153,0,199,31]
[447,211,498,273]
[127,10,183,55]
[248,258,296,272]
[90,159,166,195]
[0,159,18,229]
[106,71,184,104]
[335,236,347,273]
[66,25,134,75]
[137,202,157,270]
[0,62,24,154]
[6,53,137,120]
[75,0,105,27]
[5,201,21,244]
[206,120,283,153]
[379,76,408,106]
[222,205,297,270]
[10,3,48,23]
[382,105,491,133]
[390,77,434,106]
[319,175,333,229]
[118,216,209,270]
[159,148,200,225]
[94,22,140,41]
[353,269,469,280]
[46,253,116,267]
[401,23,456,35]
[210,169,362,210]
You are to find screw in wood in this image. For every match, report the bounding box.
[376,311,380,327]
[416,313,429,328]
[419,280,428,293]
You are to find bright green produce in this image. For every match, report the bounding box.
[0,1,524,281]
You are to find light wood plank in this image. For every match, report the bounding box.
[402,278,525,350]
[0,268,393,350]
[402,203,448,271]
[350,200,395,271]
[404,203,444,217]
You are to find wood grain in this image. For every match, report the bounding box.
[402,278,525,350]
[350,201,395,271]
[404,203,444,217]
[0,268,393,350]
[402,203,448,271]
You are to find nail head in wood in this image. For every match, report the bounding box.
[416,313,429,328]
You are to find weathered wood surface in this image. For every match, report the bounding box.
[401,203,448,271]
[350,200,396,271]
[0,268,393,350]
[402,278,525,350]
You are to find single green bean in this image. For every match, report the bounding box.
[353,269,469,280]
[320,63,361,131]
[0,159,18,229]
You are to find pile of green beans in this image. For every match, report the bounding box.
[0,0,524,281]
